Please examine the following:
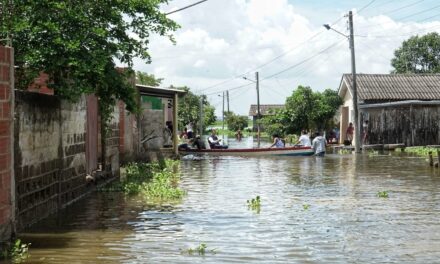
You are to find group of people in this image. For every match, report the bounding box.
[269,130,326,156]
[345,120,368,145]
[178,123,229,151]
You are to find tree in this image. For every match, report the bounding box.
[177,87,216,133]
[260,85,342,136]
[225,112,248,131]
[1,0,179,115]
[136,71,163,86]
[391,32,440,73]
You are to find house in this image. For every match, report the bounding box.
[338,73,440,147]
[248,104,284,131]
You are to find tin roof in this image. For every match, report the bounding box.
[136,84,186,98]
[248,104,284,116]
[341,73,440,101]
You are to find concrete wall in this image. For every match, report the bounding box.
[0,46,14,241]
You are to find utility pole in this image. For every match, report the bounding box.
[256,72,261,148]
[199,95,204,135]
[222,91,225,140]
[348,11,361,153]
[226,90,230,113]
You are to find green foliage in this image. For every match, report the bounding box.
[303,204,310,210]
[1,0,179,141]
[404,146,439,157]
[260,86,342,136]
[377,191,389,198]
[182,243,217,255]
[247,196,261,213]
[1,239,31,263]
[178,87,216,131]
[225,112,249,131]
[98,160,185,202]
[136,71,163,86]
[391,32,440,73]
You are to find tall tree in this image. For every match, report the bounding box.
[391,32,440,73]
[1,1,179,115]
[260,85,342,136]
[225,112,248,131]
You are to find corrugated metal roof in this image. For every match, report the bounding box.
[248,104,284,116]
[343,73,440,101]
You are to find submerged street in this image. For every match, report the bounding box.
[20,138,440,263]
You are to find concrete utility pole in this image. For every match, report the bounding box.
[256,72,261,148]
[199,95,204,135]
[348,11,361,153]
[226,90,230,113]
[222,91,225,140]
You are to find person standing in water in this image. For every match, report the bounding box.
[312,131,326,156]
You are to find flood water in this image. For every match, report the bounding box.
[17,137,440,263]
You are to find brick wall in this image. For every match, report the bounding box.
[14,91,91,228]
[0,45,14,241]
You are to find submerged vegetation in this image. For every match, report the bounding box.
[182,243,217,255]
[1,239,31,263]
[401,146,439,157]
[247,196,261,213]
[377,191,389,198]
[99,160,185,202]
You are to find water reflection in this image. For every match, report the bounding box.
[18,139,440,263]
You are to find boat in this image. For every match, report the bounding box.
[180,146,314,156]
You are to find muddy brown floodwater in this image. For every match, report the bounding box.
[16,138,440,263]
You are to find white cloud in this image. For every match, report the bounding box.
[132,0,440,116]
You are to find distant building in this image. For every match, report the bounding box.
[248,104,284,131]
[338,73,440,147]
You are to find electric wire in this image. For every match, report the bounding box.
[165,0,208,15]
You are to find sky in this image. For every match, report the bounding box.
[132,0,440,116]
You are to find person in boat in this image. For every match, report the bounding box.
[192,135,206,150]
[186,122,194,139]
[235,129,243,141]
[270,134,285,148]
[296,130,311,147]
[208,129,228,149]
[312,131,326,156]
[178,133,191,151]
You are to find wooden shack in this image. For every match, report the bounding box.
[338,74,440,147]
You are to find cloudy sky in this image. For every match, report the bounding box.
[133,0,440,116]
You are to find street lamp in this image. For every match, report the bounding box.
[323,11,361,153]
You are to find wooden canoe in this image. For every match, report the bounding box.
[180,146,314,156]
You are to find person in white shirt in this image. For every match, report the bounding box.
[312,131,326,156]
[296,130,311,147]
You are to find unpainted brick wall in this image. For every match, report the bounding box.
[0,46,13,241]
[14,92,92,228]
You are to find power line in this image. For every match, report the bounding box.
[357,0,378,14]
[165,0,208,15]
[261,40,345,81]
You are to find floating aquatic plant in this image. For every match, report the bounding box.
[182,243,216,255]
[303,204,310,210]
[377,191,389,198]
[247,196,261,212]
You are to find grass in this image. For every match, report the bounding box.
[98,160,185,202]
[1,239,31,263]
[402,146,440,157]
